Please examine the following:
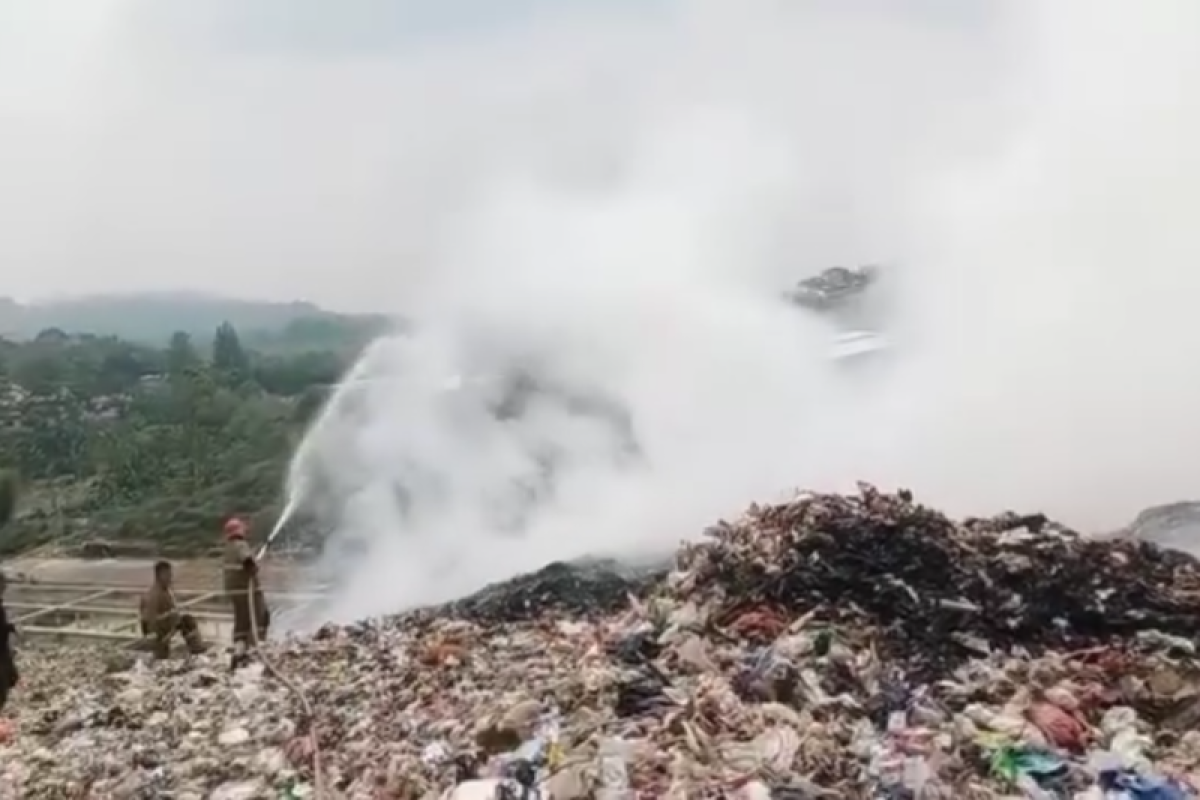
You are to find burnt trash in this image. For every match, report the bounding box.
[503,757,538,789]
[865,675,913,730]
[610,629,663,666]
[613,671,675,718]
[453,753,482,784]
[444,559,659,623]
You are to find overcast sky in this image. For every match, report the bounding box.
[0,0,1004,311]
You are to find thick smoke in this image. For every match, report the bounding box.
[282,0,1200,622]
[4,1,1199,623]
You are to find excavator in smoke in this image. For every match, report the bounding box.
[785,264,891,362]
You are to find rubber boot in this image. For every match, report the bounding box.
[230,642,251,672]
[152,637,171,660]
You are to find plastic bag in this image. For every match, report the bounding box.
[596,737,633,800]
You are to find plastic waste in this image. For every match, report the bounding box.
[485,704,565,798]
[674,634,717,673]
[1027,701,1086,750]
[986,740,1069,800]
[277,785,310,800]
[901,754,931,795]
[535,704,564,771]
[423,740,451,767]
[1101,707,1153,773]
[964,703,1049,748]
[863,687,949,799]
[441,778,506,800]
[595,736,633,800]
[873,673,913,730]
[504,758,537,790]
[747,645,789,680]
[735,781,773,799]
[1014,773,1058,799]
[735,645,800,704]
[1043,683,1081,712]
[511,738,544,764]
[867,731,933,796]
[1096,767,1196,800]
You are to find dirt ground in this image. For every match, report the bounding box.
[3,557,307,591]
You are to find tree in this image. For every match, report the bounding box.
[166,331,200,377]
[10,391,90,479]
[212,322,250,383]
[0,324,355,556]
[10,350,68,395]
[33,327,68,344]
[253,351,342,397]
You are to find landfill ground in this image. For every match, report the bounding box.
[4,486,1200,799]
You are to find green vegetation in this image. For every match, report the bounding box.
[0,316,377,557]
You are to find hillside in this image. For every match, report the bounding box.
[0,320,366,557]
[0,292,392,353]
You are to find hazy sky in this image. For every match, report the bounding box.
[0,0,1002,311]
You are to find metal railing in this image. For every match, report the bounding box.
[7,580,329,643]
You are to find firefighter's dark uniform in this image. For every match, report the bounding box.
[223,534,270,648]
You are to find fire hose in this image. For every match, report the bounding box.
[247,569,326,797]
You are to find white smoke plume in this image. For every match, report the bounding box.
[286,0,1200,622]
[3,0,1200,623]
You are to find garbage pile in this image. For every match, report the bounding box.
[684,487,1200,678]
[6,485,1200,799]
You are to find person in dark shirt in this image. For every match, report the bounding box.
[0,571,17,713]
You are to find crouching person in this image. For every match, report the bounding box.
[139,561,206,659]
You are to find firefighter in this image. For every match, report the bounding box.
[223,517,270,670]
[138,561,206,659]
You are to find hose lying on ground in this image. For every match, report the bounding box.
[248,572,326,797]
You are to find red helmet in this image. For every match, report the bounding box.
[223,517,248,540]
